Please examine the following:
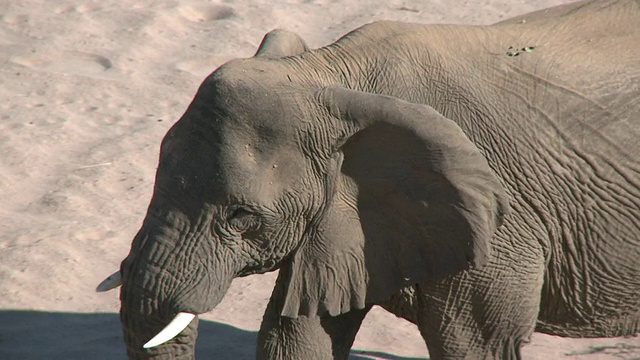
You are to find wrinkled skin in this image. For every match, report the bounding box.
[115,0,640,359]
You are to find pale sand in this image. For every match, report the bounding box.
[0,1,638,359]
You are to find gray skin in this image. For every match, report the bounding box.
[118,0,640,359]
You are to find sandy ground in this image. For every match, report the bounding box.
[0,0,638,359]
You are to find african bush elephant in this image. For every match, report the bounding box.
[97,0,640,358]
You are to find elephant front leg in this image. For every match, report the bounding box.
[257,271,371,359]
[258,308,371,360]
[416,239,545,360]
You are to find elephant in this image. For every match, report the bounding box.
[97,0,640,358]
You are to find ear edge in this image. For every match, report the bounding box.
[254,29,310,58]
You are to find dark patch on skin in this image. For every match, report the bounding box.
[506,45,536,57]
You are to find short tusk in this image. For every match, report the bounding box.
[143,312,196,349]
[96,271,122,292]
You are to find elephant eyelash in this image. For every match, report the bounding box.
[227,206,262,233]
[228,206,254,221]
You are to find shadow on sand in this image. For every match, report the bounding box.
[0,310,425,359]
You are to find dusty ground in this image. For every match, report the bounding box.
[0,0,638,359]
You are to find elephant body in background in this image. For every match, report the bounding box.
[105,0,640,359]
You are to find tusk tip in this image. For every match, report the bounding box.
[142,312,196,349]
[142,339,163,349]
[96,271,122,292]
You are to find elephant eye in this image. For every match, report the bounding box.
[227,206,261,233]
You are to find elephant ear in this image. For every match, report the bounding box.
[280,87,509,318]
[254,29,309,58]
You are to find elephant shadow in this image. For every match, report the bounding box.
[0,310,424,359]
[350,349,428,360]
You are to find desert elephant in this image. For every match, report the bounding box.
[97,0,640,358]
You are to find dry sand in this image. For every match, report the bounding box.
[1,0,638,359]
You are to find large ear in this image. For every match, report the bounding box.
[254,29,309,58]
[280,87,509,318]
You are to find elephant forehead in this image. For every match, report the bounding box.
[217,134,308,205]
[177,62,313,204]
[158,124,307,211]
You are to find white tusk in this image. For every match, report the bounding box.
[96,271,122,292]
[143,312,196,349]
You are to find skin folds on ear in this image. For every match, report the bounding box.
[280,87,509,318]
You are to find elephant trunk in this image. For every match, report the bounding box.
[120,227,198,359]
[119,223,201,359]
[118,213,235,359]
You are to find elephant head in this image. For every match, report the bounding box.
[98,30,509,359]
